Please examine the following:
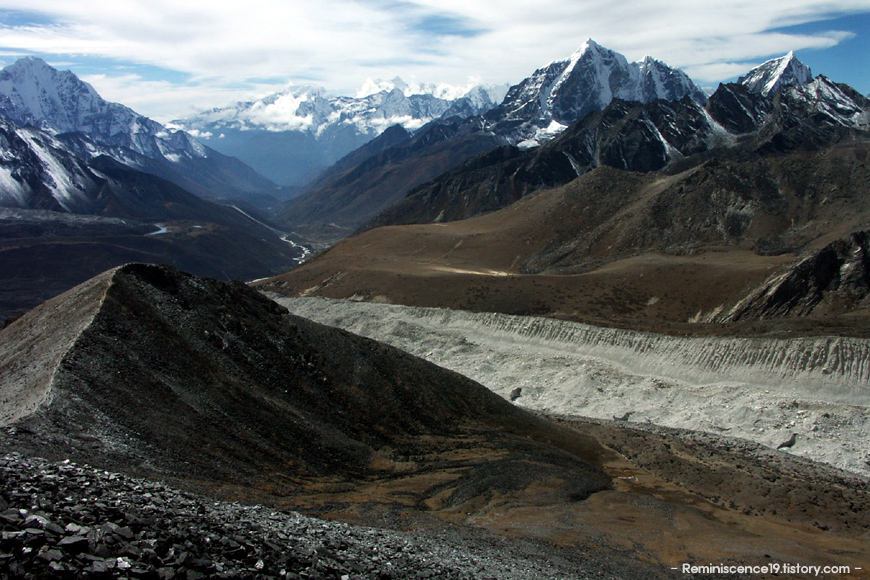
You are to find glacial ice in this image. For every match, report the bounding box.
[273,296,870,477]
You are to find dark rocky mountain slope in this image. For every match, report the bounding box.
[366,77,870,230]
[0,263,608,507]
[275,117,503,244]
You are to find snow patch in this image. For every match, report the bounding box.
[15,129,86,211]
[0,165,29,206]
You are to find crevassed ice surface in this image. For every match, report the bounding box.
[273,296,870,477]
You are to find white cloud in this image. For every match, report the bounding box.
[77,73,281,123]
[0,0,868,119]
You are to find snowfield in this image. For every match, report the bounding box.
[271,296,870,478]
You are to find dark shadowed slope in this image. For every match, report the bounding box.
[275,118,502,245]
[366,79,870,231]
[0,263,608,504]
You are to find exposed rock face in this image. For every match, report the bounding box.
[0,263,608,501]
[721,231,870,321]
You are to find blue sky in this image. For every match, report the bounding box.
[773,13,870,90]
[0,0,868,121]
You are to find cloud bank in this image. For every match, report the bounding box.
[0,0,867,120]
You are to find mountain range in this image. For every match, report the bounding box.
[366,74,870,230]
[273,40,712,243]
[0,57,281,205]
[2,41,870,579]
[174,78,507,186]
[1,43,868,324]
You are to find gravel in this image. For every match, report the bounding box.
[0,453,648,580]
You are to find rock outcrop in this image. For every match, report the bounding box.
[720,231,870,321]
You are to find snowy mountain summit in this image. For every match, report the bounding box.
[0,57,206,163]
[738,52,813,96]
[487,39,707,145]
[173,79,504,185]
[0,57,276,202]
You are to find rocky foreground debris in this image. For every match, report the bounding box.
[0,453,627,580]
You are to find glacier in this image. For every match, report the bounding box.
[272,296,870,477]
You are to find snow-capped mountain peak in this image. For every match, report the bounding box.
[0,57,277,201]
[488,40,707,145]
[0,57,207,162]
[738,52,813,96]
[0,57,110,135]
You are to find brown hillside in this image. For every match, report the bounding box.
[260,145,870,336]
